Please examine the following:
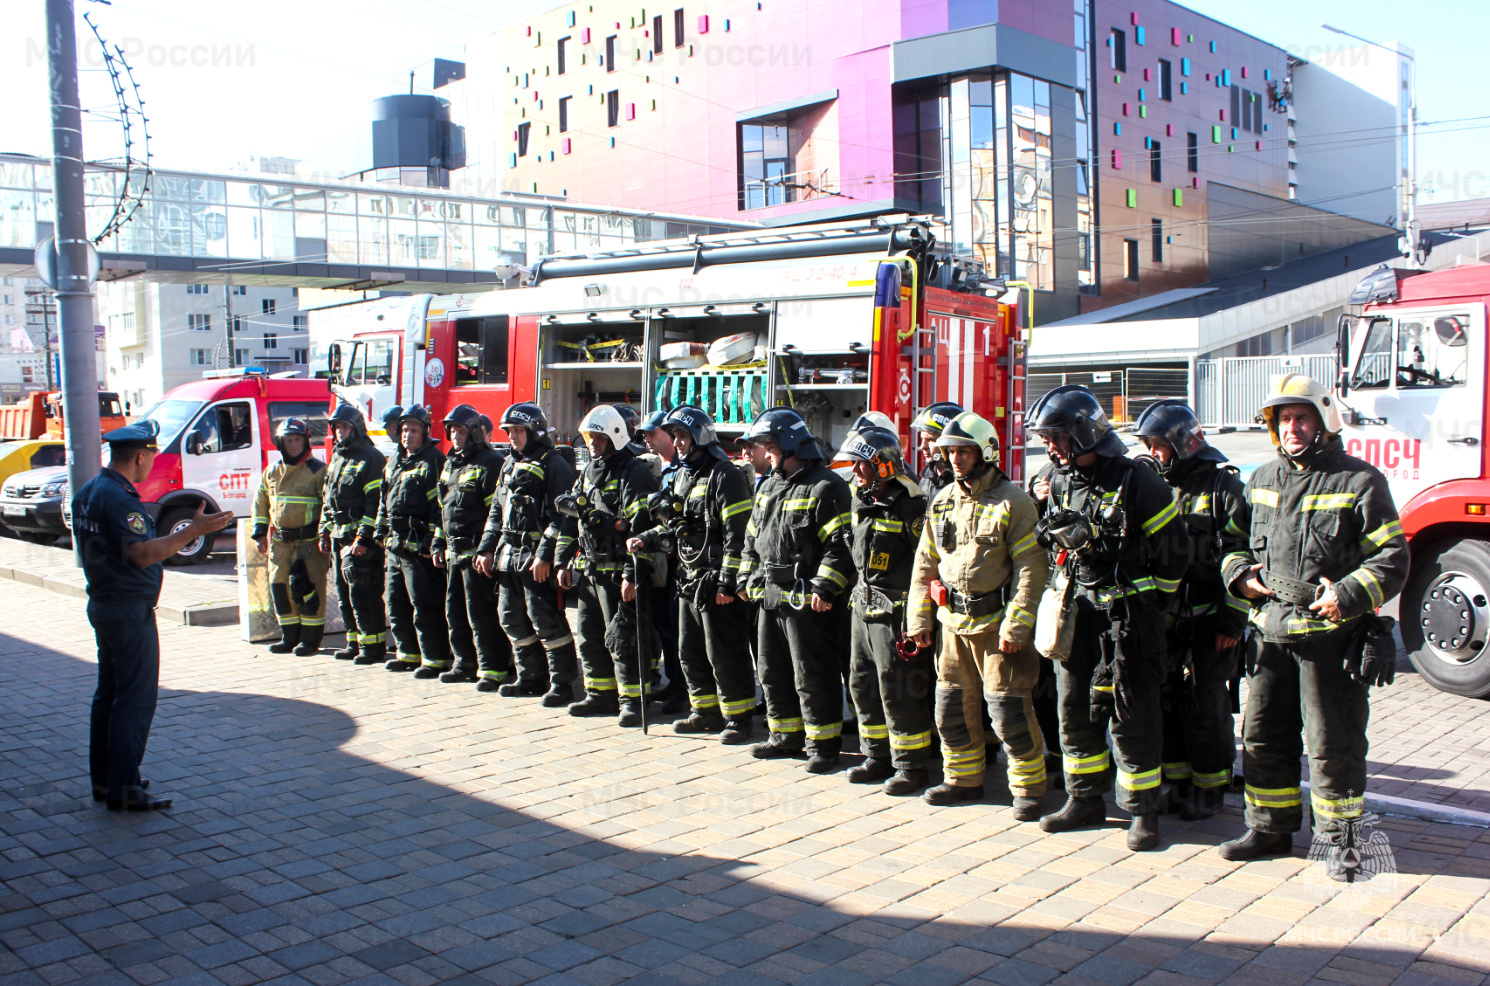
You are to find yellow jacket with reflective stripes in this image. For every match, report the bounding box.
[1222,438,1408,642]
[907,465,1049,645]
[251,455,326,539]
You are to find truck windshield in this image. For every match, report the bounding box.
[134,399,205,448]
[1348,317,1393,389]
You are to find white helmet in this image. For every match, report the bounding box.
[577,404,628,452]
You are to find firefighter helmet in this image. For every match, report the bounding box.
[479,414,493,435]
[935,411,1001,463]
[443,403,484,442]
[740,408,826,459]
[1133,399,1225,472]
[611,403,641,438]
[499,401,549,441]
[848,410,897,435]
[330,402,363,427]
[663,404,718,447]
[398,404,434,439]
[380,404,404,436]
[1029,385,1126,459]
[578,404,628,452]
[274,416,311,456]
[910,401,963,436]
[838,425,905,480]
[1260,373,1342,454]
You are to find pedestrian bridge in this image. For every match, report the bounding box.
[0,153,745,294]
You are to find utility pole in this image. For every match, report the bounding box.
[224,282,235,366]
[46,0,102,518]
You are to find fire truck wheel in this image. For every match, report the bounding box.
[1401,537,1490,699]
[160,506,212,566]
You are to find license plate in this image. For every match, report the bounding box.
[2,505,25,517]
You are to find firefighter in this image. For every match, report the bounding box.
[739,408,856,772]
[837,425,934,794]
[633,408,688,714]
[431,404,510,685]
[555,404,659,726]
[910,402,963,498]
[1134,400,1248,821]
[318,403,388,665]
[1030,386,1191,851]
[628,405,757,742]
[476,403,579,703]
[1219,375,1407,877]
[906,413,1049,814]
[375,405,451,673]
[251,419,330,655]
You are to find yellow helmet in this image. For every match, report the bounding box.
[1259,373,1342,447]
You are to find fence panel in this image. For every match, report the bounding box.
[1196,354,1338,428]
[1124,368,1189,421]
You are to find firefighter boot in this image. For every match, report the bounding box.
[750,737,804,759]
[1012,797,1045,822]
[498,679,548,697]
[543,683,576,708]
[720,718,754,745]
[846,758,894,784]
[1039,795,1108,833]
[1218,829,1293,862]
[882,769,928,797]
[617,699,645,729]
[413,665,443,679]
[568,691,619,717]
[294,625,324,657]
[333,640,359,661]
[1128,813,1161,852]
[674,711,727,735]
[805,751,840,774]
[268,625,301,654]
[354,643,386,666]
[924,783,983,806]
[440,667,479,684]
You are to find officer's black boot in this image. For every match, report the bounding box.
[568,691,619,717]
[542,682,576,707]
[333,640,359,661]
[497,679,547,697]
[268,625,301,654]
[882,769,928,797]
[1181,786,1225,821]
[1217,829,1293,862]
[846,758,894,784]
[440,666,479,684]
[617,699,645,728]
[1039,795,1108,833]
[924,783,983,806]
[294,626,323,657]
[1128,813,1160,852]
[674,711,727,734]
[720,718,754,745]
[353,644,385,665]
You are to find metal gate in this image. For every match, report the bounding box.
[1027,367,1188,423]
[1195,355,1338,428]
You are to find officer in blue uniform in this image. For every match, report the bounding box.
[73,420,235,811]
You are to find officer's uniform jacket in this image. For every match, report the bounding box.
[432,441,505,565]
[740,461,855,603]
[849,476,927,623]
[1168,460,1249,636]
[1221,438,1408,641]
[73,467,163,604]
[251,455,326,542]
[478,443,576,572]
[555,446,657,582]
[908,465,1048,643]
[374,443,445,555]
[639,447,753,595]
[320,432,385,542]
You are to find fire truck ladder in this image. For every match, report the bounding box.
[910,321,938,415]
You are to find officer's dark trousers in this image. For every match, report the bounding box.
[849,611,933,770]
[571,572,644,698]
[88,600,159,802]
[446,560,510,679]
[757,599,842,755]
[332,535,386,654]
[1056,607,1165,815]
[1243,632,1369,835]
[1161,615,1239,792]
[653,568,684,697]
[497,568,577,686]
[386,550,450,668]
[678,591,756,719]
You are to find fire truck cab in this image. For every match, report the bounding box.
[1337,263,1490,696]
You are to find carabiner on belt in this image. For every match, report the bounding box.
[785,578,809,611]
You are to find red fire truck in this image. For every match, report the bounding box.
[1337,263,1490,696]
[312,218,1029,478]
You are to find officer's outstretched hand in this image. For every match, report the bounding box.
[1237,564,1273,600]
[191,503,235,537]
[1308,576,1343,622]
[810,593,832,612]
[621,579,637,602]
[557,567,573,590]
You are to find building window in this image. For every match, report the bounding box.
[234,348,249,366]
[1124,239,1139,281]
[605,35,616,72]
[1187,132,1198,172]
[674,8,685,47]
[557,36,568,74]
[232,314,247,334]
[517,121,531,156]
[1152,219,1164,262]
[186,283,209,295]
[606,90,620,127]
[293,348,307,366]
[188,313,211,332]
[1150,141,1162,182]
[231,285,246,295]
[559,96,571,133]
[293,315,307,331]
[262,299,276,315]
[1158,59,1172,101]
[739,118,792,209]
[264,333,277,350]
[1110,29,1126,71]
[893,86,942,214]
[653,14,663,53]
[190,348,210,366]
[21,366,33,383]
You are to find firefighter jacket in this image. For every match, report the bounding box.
[740,461,856,603]
[252,455,327,541]
[374,443,445,555]
[1221,438,1408,642]
[319,434,385,542]
[1043,454,1192,610]
[477,443,576,572]
[848,476,927,623]
[907,465,1048,644]
[555,446,657,582]
[920,458,954,501]
[1167,460,1249,636]
[432,442,505,564]
[636,447,753,595]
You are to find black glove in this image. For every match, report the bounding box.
[1345,615,1397,687]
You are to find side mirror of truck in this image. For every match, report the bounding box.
[1335,314,1351,398]
[185,433,204,455]
[327,343,342,378]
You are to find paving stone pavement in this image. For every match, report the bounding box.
[2,579,1489,986]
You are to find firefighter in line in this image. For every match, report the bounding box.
[837,424,934,795]
[906,413,1050,813]
[739,408,856,773]
[910,401,963,499]
[1219,375,1407,877]
[252,418,330,656]
[375,405,452,674]
[555,405,659,726]
[628,405,757,743]
[1029,386,1191,851]
[476,403,580,703]
[634,409,689,714]
[1134,400,1249,821]
[431,405,511,685]
[319,403,388,665]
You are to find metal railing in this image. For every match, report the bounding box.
[1028,367,1189,423]
[1195,354,1338,428]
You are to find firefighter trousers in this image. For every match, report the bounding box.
[446,560,511,680]
[1056,607,1164,815]
[385,550,450,668]
[677,592,756,719]
[496,568,577,686]
[934,629,1046,794]
[269,539,329,645]
[757,601,843,755]
[1242,632,1370,835]
[331,535,386,655]
[848,612,933,770]
[1161,616,1239,792]
[571,572,645,698]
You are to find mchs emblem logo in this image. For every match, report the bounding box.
[126,512,148,535]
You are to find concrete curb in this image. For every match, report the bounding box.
[0,562,238,627]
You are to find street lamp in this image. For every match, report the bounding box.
[1322,23,1419,266]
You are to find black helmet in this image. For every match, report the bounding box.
[1029,385,1126,463]
[1133,399,1226,475]
[910,401,963,437]
[330,402,363,427]
[274,416,311,458]
[479,414,493,435]
[663,404,718,448]
[740,408,825,459]
[380,404,404,436]
[399,404,435,441]
[443,402,483,432]
[611,403,640,438]
[330,402,369,447]
[499,401,550,442]
[838,425,905,481]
